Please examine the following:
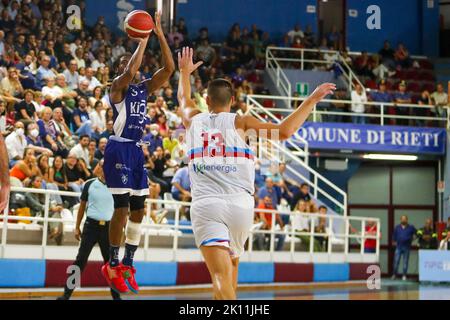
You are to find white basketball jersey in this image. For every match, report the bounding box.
[187,112,255,200]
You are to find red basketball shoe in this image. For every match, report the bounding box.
[121,264,139,294]
[101,263,130,294]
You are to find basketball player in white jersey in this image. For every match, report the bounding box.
[178,47,336,300]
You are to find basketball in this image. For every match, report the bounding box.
[124,10,154,38]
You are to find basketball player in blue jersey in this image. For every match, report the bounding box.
[102,12,175,294]
[178,47,335,299]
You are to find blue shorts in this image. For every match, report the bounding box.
[104,139,149,196]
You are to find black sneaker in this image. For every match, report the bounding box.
[56,295,70,300]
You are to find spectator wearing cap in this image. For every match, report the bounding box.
[369,80,393,124]
[393,81,412,126]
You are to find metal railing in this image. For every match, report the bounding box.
[266,46,366,93]
[266,47,292,98]
[0,187,379,262]
[248,94,450,129]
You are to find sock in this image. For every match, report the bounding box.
[109,246,120,267]
[122,243,138,267]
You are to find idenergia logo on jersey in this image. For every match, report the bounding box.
[192,163,238,174]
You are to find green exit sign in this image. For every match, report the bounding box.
[296,82,310,97]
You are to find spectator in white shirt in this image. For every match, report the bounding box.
[431,83,448,118]
[69,39,82,56]
[91,53,106,72]
[351,83,368,124]
[5,121,28,166]
[79,67,102,92]
[63,60,80,90]
[70,135,91,169]
[74,48,86,69]
[288,24,304,44]
[89,100,106,138]
[42,76,64,102]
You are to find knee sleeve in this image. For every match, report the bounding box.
[125,220,142,246]
[113,194,130,209]
[130,195,146,211]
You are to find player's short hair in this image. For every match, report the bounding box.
[207,78,233,107]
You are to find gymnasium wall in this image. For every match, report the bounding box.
[346,0,439,56]
[0,259,375,288]
[176,0,318,42]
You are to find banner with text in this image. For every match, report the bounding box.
[294,122,446,155]
[419,250,450,282]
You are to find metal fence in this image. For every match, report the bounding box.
[1,187,380,263]
[247,94,449,129]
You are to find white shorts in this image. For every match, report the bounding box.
[191,192,254,258]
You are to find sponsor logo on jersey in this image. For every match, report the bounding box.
[192,163,238,174]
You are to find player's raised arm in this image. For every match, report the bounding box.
[178,47,203,128]
[110,36,149,103]
[143,12,175,93]
[239,83,336,140]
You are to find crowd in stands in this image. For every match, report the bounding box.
[273,25,449,126]
[0,1,330,249]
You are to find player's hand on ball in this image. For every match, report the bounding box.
[178,47,203,74]
[309,83,336,104]
[129,35,150,44]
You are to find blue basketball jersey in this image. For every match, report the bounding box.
[108,82,150,142]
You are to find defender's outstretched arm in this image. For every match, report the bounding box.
[240,83,336,140]
[178,47,203,128]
